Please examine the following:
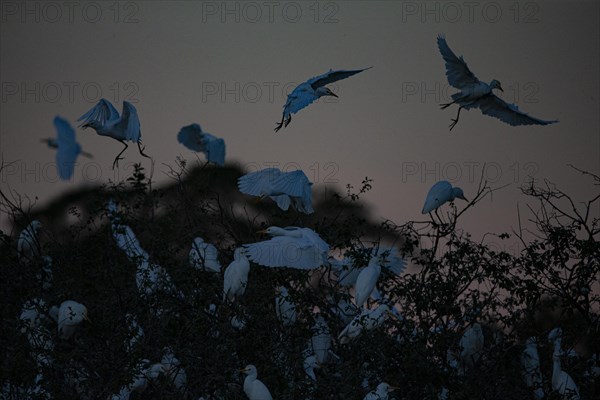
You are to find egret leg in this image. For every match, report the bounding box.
[440,101,455,110]
[137,141,152,161]
[112,140,129,169]
[274,114,285,132]
[449,107,463,131]
[284,115,292,127]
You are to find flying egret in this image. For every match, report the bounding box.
[338,304,390,344]
[177,123,225,166]
[18,220,42,264]
[57,300,90,339]
[223,248,250,302]
[240,365,273,400]
[354,257,384,308]
[41,116,93,180]
[422,180,468,215]
[275,286,297,326]
[521,337,545,400]
[437,35,558,130]
[238,168,314,214]
[77,98,151,169]
[363,382,398,400]
[189,237,222,273]
[243,226,329,269]
[458,323,484,371]
[548,328,580,399]
[274,67,372,131]
[310,315,331,364]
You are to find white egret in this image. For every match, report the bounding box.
[354,257,383,308]
[422,180,468,214]
[162,348,188,391]
[458,323,484,371]
[437,34,558,130]
[274,67,372,131]
[223,248,250,302]
[41,116,93,180]
[127,359,165,393]
[363,382,398,400]
[189,237,222,273]
[240,365,273,400]
[329,296,358,324]
[177,123,225,166]
[521,337,545,400]
[19,298,47,333]
[338,304,390,344]
[243,226,329,269]
[18,220,42,264]
[310,315,331,364]
[330,246,407,287]
[78,98,151,168]
[303,355,320,381]
[238,168,313,214]
[275,286,297,326]
[548,328,580,399]
[57,300,90,339]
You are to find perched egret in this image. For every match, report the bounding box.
[41,116,93,180]
[363,383,398,400]
[243,227,329,269]
[338,304,390,344]
[238,168,314,214]
[18,220,42,264]
[354,257,383,308]
[422,180,468,214]
[521,337,545,400]
[19,299,47,333]
[310,315,331,364]
[275,286,297,326]
[223,248,250,302]
[57,300,90,339]
[240,365,273,400]
[437,35,558,130]
[177,123,225,166]
[330,246,407,287]
[78,98,151,169]
[162,348,188,391]
[458,323,484,371]
[274,67,371,131]
[189,237,222,272]
[549,328,580,399]
[303,355,320,381]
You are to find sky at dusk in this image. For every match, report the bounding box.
[1,1,598,250]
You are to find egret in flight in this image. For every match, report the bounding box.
[437,35,558,130]
[177,123,225,166]
[240,365,273,400]
[422,180,468,215]
[238,168,314,214]
[41,116,93,180]
[274,67,372,131]
[78,98,151,168]
[243,227,329,269]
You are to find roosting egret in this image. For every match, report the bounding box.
[189,237,222,272]
[238,168,314,214]
[275,286,297,326]
[223,248,250,302]
[521,337,544,400]
[303,355,320,381]
[549,328,580,399]
[310,315,332,364]
[274,67,372,131]
[240,365,273,400]
[354,257,385,308]
[177,123,225,166]
[57,300,90,339]
[422,180,468,214]
[41,116,93,180]
[18,220,42,264]
[459,322,484,371]
[363,382,398,400]
[437,35,558,130]
[330,246,407,287]
[338,304,391,344]
[78,98,151,168]
[243,227,329,269]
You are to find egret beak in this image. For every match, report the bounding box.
[257,229,268,235]
[498,85,504,92]
[329,92,339,98]
[239,368,249,373]
[459,195,469,202]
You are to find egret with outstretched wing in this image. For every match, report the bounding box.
[275,67,371,131]
[177,123,225,166]
[437,35,558,130]
[78,98,151,168]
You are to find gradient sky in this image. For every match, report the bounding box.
[1,1,598,250]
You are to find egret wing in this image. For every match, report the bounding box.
[202,133,226,166]
[177,124,204,152]
[308,67,372,90]
[437,35,480,89]
[272,170,310,197]
[116,101,141,141]
[283,86,319,116]
[238,168,282,196]
[477,95,559,126]
[243,235,325,269]
[77,98,120,127]
[422,181,453,214]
